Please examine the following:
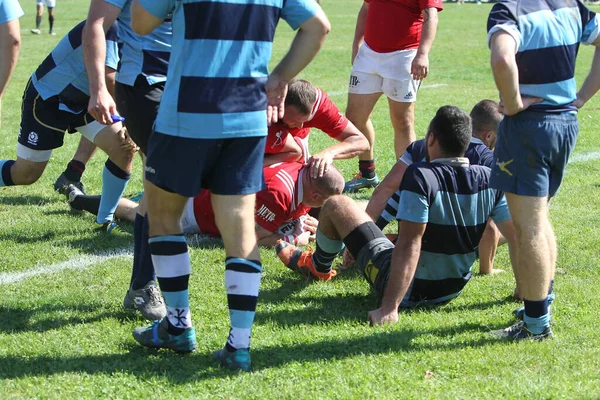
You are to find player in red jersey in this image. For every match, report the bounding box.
[264,79,369,179]
[345,0,443,193]
[67,161,345,247]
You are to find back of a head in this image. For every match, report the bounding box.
[285,79,317,115]
[429,106,472,157]
[313,165,344,197]
[470,100,503,136]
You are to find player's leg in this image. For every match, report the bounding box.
[387,99,415,159]
[31,1,43,34]
[46,0,56,35]
[54,136,97,195]
[478,219,503,274]
[67,189,138,223]
[1,157,48,186]
[77,120,133,229]
[345,44,384,193]
[209,136,265,372]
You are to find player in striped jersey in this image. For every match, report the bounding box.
[277,106,517,325]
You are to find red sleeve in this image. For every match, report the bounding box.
[306,92,349,138]
[421,0,443,11]
[265,125,288,155]
[255,189,289,232]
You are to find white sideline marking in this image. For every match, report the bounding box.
[568,151,600,164]
[327,83,448,97]
[0,248,132,285]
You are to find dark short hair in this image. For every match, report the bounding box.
[313,164,344,196]
[470,99,503,135]
[428,106,472,157]
[285,79,317,115]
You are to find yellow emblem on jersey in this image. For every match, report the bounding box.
[496,159,514,176]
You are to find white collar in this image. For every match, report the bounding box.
[430,157,470,167]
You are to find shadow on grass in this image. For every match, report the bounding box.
[0,194,55,207]
[0,303,137,334]
[0,322,509,382]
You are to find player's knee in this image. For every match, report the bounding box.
[322,195,352,217]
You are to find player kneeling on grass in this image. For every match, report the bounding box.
[68,161,344,250]
[0,21,135,232]
[277,106,517,325]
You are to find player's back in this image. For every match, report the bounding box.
[31,21,119,111]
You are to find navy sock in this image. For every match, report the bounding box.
[523,298,549,319]
[64,160,85,182]
[35,15,41,29]
[0,160,15,187]
[359,160,376,179]
[70,195,101,214]
[132,214,155,290]
[129,213,144,288]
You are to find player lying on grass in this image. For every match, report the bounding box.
[277,106,518,324]
[0,20,135,233]
[67,161,344,248]
[365,100,507,275]
[264,79,369,178]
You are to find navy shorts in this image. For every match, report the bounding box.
[19,80,93,151]
[114,77,163,155]
[490,111,578,197]
[145,132,266,197]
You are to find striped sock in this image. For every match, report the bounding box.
[225,257,262,351]
[149,235,192,335]
[0,160,15,187]
[96,159,130,224]
[313,229,345,273]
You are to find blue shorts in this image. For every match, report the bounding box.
[490,111,578,197]
[19,80,93,151]
[145,132,266,197]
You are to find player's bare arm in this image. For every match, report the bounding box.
[575,35,600,108]
[369,220,425,326]
[351,2,368,64]
[255,223,311,248]
[364,159,408,222]
[267,10,330,125]
[83,0,121,125]
[308,121,369,179]
[263,133,304,167]
[131,0,164,35]
[411,7,438,81]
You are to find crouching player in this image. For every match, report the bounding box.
[0,21,134,231]
[277,106,517,324]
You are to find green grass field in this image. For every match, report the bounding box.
[1,1,600,398]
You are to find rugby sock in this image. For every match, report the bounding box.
[312,229,344,273]
[96,159,130,224]
[35,15,41,29]
[359,160,376,179]
[523,298,551,334]
[70,195,100,214]
[48,14,54,31]
[149,235,192,335]
[129,213,144,288]
[0,160,15,187]
[63,160,85,182]
[132,214,156,290]
[225,257,262,351]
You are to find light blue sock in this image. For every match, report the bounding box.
[96,159,130,224]
[524,313,551,334]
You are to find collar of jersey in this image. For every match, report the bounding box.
[470,136,484,145]
[295,168,305,210]
[430,157,470,167]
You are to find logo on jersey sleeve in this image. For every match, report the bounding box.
[28,132,39,146]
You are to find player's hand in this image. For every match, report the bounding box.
[574,93,586,109]
[301,215,318,235]
[339,248,355,270]
[368,308,398,326]
[266,73,288,126]
[499,96,543,116]
[308,151,334,179]
[411,52,429,81]
[88,89,118,125]
[296,230,312,246]
[118,127,139,153]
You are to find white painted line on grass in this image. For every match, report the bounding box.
[568,151,600,164]
[0,248,132,285]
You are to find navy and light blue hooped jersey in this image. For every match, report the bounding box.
[487,0,599,112]
[377,137,494,229]
[105,0,172,86]
[31,21,119,114]
[0,0,24,24]
[139,0,320,139]
[397,160,510,304]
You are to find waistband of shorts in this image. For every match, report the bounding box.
[506,110,577,122]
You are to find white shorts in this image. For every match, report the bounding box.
[36,0,56,7]
[181,198,200,234]
[348,43,420,103]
